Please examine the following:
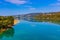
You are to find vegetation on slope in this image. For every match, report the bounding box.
[0,16,14,28]
[33,12,60,24]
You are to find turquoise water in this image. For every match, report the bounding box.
[1,20,60,40]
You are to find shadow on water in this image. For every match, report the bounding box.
[0,27,14,39]
[0,16,15,39]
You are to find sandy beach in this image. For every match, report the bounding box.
[14,20,19,25]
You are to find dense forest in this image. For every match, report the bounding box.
[0,16,14,28]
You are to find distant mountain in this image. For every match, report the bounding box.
[3,12,60,21]
[0,12,60,24]
[2,12,60,25]
[22,12,60,22]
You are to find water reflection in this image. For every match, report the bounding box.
[23,18,60,25]
[0,27,14,39]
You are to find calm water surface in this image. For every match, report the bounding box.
[1,20,60,40]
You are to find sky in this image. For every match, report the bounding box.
[0,0,60,15]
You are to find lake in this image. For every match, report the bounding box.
[0,20,60,40]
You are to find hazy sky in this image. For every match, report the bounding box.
[0,0,60,15]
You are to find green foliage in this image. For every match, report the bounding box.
[0,16,14,28]
[33,12,60,24]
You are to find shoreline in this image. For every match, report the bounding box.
[14,20,19,25]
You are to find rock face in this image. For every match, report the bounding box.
[0,16,14,28]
